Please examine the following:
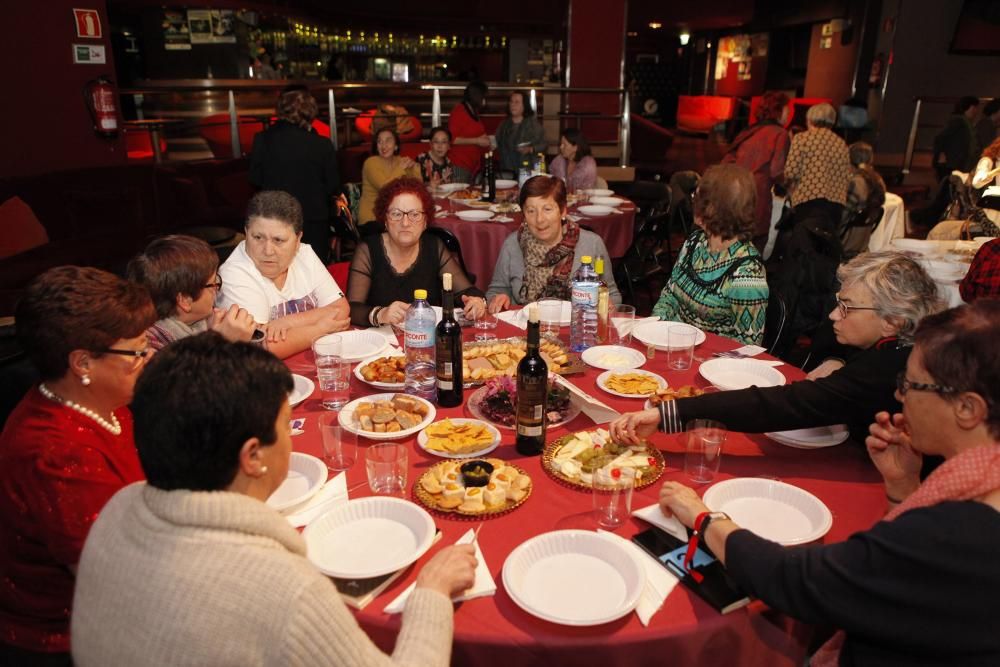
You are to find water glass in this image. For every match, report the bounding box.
[318,413,357,471]
[313,335,350,410]
[667,325,698,370]
[592,468,635,529]
[608,304,636,345]
[684,419,726,483]
[365,443,408,496]
[538,299,564,337]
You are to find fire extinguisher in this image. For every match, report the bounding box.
[84,76,119,138]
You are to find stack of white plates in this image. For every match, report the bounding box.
[315,330,389,362]
[698,358,786,391]
[766,424,850,449]
[703,478,833,545]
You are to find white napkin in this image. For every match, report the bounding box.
[631,503,688,543]
[493,215,514,223]
[283,473,348,528]
[553,374,620,424]
[383,528,496,613]
[614,315,658,338]
[495,309,528,330]
[597,530,680,626]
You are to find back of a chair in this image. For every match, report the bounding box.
[327,261,351,292]
[425,226,475,283]
[762,288,789,357]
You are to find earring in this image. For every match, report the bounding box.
[81,374,91,386]
[260,465,269,475]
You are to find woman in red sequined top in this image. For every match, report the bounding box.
[0,266,156,664]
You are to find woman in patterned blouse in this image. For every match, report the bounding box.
[652,164,769,345]
[414,126,455,188]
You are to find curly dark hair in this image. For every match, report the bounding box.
[560,128,591,159]
[276,87,318,130]
[518,175,567,210]
[693,163,757,241]
[246,190,304,234]
[17,266,156,380]
[374,177,435,226]
[755,91,790,124]
[128,235,218,319]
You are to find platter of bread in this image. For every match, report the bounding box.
[414,457,532,517]
[462,336,581,384]
[337,393,436,440]
[542,428,665,491]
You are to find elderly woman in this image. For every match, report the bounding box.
[128,234,258,350]
[347,177,485,327]
[549,128,597,192]
[651,163,769,345]
[71,333,477,666]
[250,86,340,261]
[218,191,350,358]
[359,127,421,225]
[0,267,155,664]
[652,300,1000,666]
[721,91,790,251]
[495,91,546,178]
[840,141,888,259]
[486,175,621,312]
[613,252,943,445]
[414,126,455,187]
[448,81,491,182]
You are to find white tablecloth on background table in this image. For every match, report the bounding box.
[868,192,905,252]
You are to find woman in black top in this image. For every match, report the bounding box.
[346,177,485,327]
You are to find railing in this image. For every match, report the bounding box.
[902,95,995,175]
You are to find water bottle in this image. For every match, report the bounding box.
[570,256,600,352]
[404,289,437,400]
[517,155,532,190]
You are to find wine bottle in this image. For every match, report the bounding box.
[435,273,463,407]
[515,305,548,456]
[595,256,609,344]
[487,150,497,202]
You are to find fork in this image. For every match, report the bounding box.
[713,350,752,359]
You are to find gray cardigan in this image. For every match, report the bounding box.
[486,229,623,305]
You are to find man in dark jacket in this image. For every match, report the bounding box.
[932,96,980,181]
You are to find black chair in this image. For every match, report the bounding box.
[839,204,884,261]
[762,288,789,358]
[425,226,476,285]
[616,181,673,305]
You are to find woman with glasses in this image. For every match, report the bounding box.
[0,266,156,665]
[128,235,259,350]
[611,252,943,445]
[347,177,485,327]
[414,126,455,188]
[650,300,1000,667]
[359,127,421,225]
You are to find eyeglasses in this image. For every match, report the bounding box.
[835,295,879,319]
[204,276,223,291]
[896,372,955,396]
[387,208,426,223]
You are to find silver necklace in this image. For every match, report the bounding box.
[38,383,122,436]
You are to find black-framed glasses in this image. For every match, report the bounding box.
[835,294,879,319]
[387,208,426,223]
[896,372,955,396]
[97,347,153,365]
[204,276,223,291]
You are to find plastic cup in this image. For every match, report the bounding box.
[318,413,357,471]
[592,467,635,529]
[667,325,698,370]
[609,304,636,345]
[684,419,726,483]
[538,299,564,337]
[313,335,350,410]
[365,443,408,496]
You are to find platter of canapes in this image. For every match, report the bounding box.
[414,458,532,517]
[463,336,577,384]
[542,428,665,491]
[338,393,436,440]
[417,418,501,459]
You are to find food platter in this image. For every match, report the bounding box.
[462,335,580,384]
[643,384,706,409]
[542,428,665,491]
[581,345,646,370]
[353,355,406,390]
[337,393,436,440]
[413,458,532,518]
[596,369,667,398]
[417,418,502,458]
[466,379,581,430]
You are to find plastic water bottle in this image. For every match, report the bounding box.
[404,289,437,400]
[570,256,601,352]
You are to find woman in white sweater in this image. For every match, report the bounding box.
[71,333,476,667]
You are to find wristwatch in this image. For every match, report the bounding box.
[697,511,732,535]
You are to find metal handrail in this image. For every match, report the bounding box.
[902,95,995,175]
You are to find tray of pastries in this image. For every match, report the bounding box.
[462,336,582,384]
[414,458,532,517]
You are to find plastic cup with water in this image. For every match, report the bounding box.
[684,419,726,483]
[365,443,408,496]
[667,325,698,370]
[313,335,350,410]
[592,467,635,529]
[609,304,636,345]
[318,413,357,471]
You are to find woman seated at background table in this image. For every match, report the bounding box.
[128,234,258,350]
[359,127,421,225]
[651,163,769,345]
[347,177,486,327]
[495,90,546,178]
[218,191,350,358]
[448,81,491,183]
[549,128,597,193]
[612,252,942,445]
[0,266,155,665]
[486,175,621,312]
[652,300,1000,667]
[71,333,477,666]
[414,126,455,188]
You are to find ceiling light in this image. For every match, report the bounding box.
[679,30,690,46]
[648,22,662,30]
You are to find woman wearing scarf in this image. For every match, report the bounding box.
[645,300,1000,666]
[486,176,621,312]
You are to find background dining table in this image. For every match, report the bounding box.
[430,189,637,292]
[284,318,885,667]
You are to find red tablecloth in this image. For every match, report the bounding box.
[430,194,636,292]
[285,322,884,667]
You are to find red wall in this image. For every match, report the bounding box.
[567,0,625,142]
[1,1,126,179]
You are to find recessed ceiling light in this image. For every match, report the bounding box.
[649,22,662,30]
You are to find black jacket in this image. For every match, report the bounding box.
[249,121,340,222]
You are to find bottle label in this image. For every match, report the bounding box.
[437,379,453,390]
[405,325,435,348]
[571,284,599,307]
[517,423,543,437]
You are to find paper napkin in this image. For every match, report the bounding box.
[631,503,688,543]
[290,418,305,436]
[383,528,496,613]
[613,315,658,338]
[284,473,348,528]
[495,309,528,330]
[597,530,680,626]
[553,374,621,424]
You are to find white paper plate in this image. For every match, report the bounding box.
[577,204,616,217]
[526,300,572,325]
[582,188,614,197]
[353,354,406,390]
[495,179,518,189]
[588,196,626,207]
[456,209,494,222]
[304,496,436,578]
[288,374,315,407]
[266,452,326,512]
[581,345,646,370]
[417,418,502,459]
[316,330,388,363]
[890,238,953,256]
[703,478,833,545]
[766,424,850,449]
[338,392,436,440]
[502,530,645,626]
[698,358,786,391]
[596,368,667,398]
[632,320,707,350]
[437,182,469,194]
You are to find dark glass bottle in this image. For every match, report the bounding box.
[480,151,496,202]
[435,272,463,407]
[515,305,548,455]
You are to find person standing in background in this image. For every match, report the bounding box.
[495,91,546,179]
[448,81,491,183]
[933,96,980,181]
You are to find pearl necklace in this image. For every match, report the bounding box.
[38,383,122,436]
